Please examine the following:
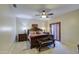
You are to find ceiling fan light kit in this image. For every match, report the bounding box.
[41,15,47,18]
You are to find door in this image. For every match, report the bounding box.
[50,22,61,41]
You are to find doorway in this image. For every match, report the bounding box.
[50,22,61,41]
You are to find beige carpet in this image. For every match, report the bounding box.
[6,41,78,54]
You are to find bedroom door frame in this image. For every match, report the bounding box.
[50,22,61,41]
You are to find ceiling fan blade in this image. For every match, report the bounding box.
[48,13,54,15]
[35,14,40,16]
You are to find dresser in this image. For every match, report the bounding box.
[17,34,27,42]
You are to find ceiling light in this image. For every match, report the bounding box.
[41,15,47,18]
[42,12,46,15]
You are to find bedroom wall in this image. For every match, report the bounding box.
[47,9,79,53]
[16,19,24,35]
[0,5,16,53]
[16,19,47,34]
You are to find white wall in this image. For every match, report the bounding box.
[0,5,16,53]
[47,9,79,53]
[16,19,24,34]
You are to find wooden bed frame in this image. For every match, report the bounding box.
[29,34,55,49]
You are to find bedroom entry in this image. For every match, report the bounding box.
[50,22,61,41]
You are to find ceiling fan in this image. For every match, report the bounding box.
[36,9,54,18]
[12,4,54,18]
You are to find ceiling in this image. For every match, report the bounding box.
[10,4,79,20]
